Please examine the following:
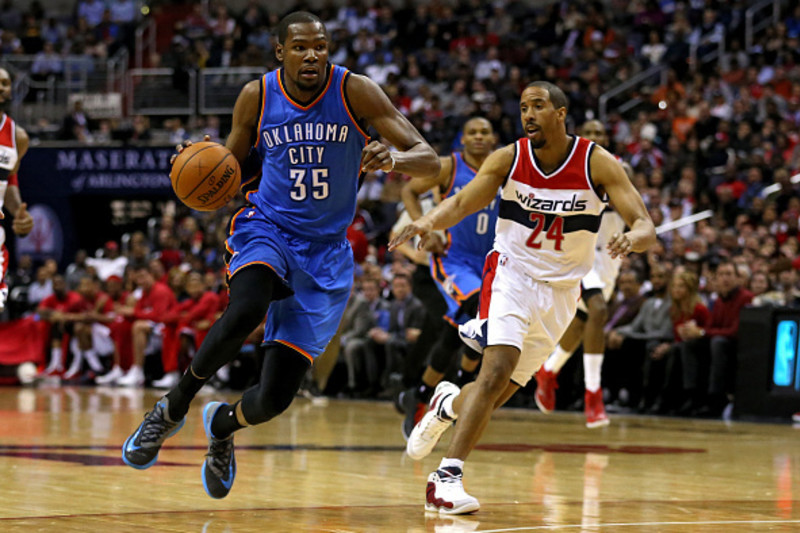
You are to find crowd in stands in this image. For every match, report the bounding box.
[2,0,800,420]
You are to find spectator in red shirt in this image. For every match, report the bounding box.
[95,274,135,385]
[679,261,754,417]
[37,274,83,378]
[115,265,176,386]
[154,272,219,389]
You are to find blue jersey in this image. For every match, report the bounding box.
[251,64,369,242]
[444,152,499,259]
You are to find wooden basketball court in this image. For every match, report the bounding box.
[1,386,799,532]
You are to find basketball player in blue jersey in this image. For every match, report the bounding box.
[122,11,440,499]
[390,82,654,514]
[397,117,498,439]
[536,119,632,428]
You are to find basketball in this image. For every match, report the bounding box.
[169,142,241,211]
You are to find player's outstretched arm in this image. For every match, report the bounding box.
[591,146,656,258]
[346,74,439,178]
[400,156,452,221]
[389,145,512,251]
[225,79,261,166]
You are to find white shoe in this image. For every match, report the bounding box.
[95,366,124,385]
[116,366,145,387]
[407,381,460,460]
[152,371,180,389]
[425,467,480,515]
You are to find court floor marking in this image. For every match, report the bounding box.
[3,502,800,522]
[474,519,800,532]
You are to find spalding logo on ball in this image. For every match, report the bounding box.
[170,142,242,211]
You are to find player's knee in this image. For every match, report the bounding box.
[476,358,515,397]
[223,297,269,337]
[587,296,608,325]
[254,387,296,422]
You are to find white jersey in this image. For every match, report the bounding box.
[493,136,607,288]
[0,114,19,175]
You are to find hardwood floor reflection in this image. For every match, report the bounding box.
[1,386,800,532]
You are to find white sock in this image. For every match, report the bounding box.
[84,349,103,372]
[544,344,572,373]
[439,457,465,472]
[583,353,603,392]
[48,347,63,371]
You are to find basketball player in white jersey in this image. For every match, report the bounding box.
[389,81,655,514]
[535,119,630,428]
[0,68,33,312]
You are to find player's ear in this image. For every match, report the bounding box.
[275,43,284,62]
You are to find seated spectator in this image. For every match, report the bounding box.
[86,240,128,281]
[30,41,63,80]
[679,261,753,417]
[65,250,89,290]
[95,274,133,385]
[646,271,711,414]
[77,0,107,28]
[340,278,389,395]
[28,266,53,307]
[605,264,673,410]
[367,272,425,396]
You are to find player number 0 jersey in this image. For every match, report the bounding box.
[493,136,607,288]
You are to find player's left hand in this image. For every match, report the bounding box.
[389,218,433,251]
[12,203,33,236]
[360,141,395,173]
[607,232,632,259]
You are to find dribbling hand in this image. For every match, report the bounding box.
[607,232,633,259]
[360,141,395,173]
[169,134,212,165]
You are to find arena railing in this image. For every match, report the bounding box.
[745,0,787,51]
[135,17,157,70]
[126,68,197,116]
[598,65,667,123]
[198,67,265,115]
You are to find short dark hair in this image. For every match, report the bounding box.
[463,116,492,132]
[526,81,568,112]
[277,11,325,45]
[392,272,412,285]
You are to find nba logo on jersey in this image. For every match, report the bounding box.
[499,254,508,266]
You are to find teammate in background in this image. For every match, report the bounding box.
[153,272,220,389]
[36,275,83,379]
[0,68,33,313]
[61,276,116,380]
[397,117,498,439]
[115,264,177,386]
[535,119,631,428]
[122,11,439,499]
[390,82,655,514]
[95,274,133,385]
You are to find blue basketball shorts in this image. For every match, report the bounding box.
[429,252,484,326]
[225,205,353,361]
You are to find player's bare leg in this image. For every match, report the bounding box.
[536,316,584,412]
[118,320,150,386]
[411,345,519,514]
[582,293,609,428]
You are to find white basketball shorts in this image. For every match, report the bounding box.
[459,250,579,386]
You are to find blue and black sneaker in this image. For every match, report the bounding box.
[202,402,237,499]
[122,396,185,469]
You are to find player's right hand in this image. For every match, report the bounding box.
[388,218,433,251]
[169,134,212,165]
[422,231,447,254]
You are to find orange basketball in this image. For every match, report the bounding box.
[169,142,241,211]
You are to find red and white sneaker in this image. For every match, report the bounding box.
[585,389,610,428]
[792,412,800,423]
[425,467,480,515]
[535,368,558,414]
[407,381,459,460]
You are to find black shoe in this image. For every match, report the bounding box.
[122,397,185,469]
[202,402,236,499]
[399,388,427,441]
